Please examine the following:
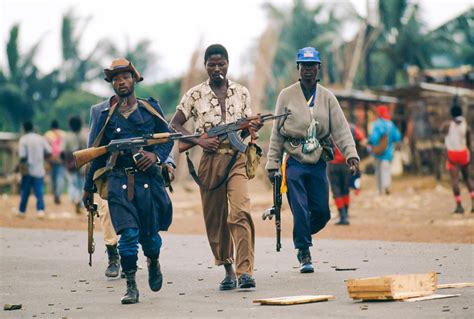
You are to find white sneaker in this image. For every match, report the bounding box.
[37,210,45,219]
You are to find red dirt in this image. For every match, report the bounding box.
[1,175,473,244]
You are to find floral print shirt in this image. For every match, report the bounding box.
[177,79,252,133]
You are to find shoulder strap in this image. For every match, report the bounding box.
[92,103,118,147]
[185,151,239,191]
[138,98,169,126]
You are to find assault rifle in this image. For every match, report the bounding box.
[262,172,282,252]
[87,203,99,267]
[178,111,291,153]
[73,132,199,169]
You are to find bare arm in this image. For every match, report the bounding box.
[440,120,450,135]
[170,110,220,152]
[467,127,471,151]
[170,110,193,136]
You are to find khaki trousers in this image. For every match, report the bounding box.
[198,152,255,277]
[98,198,118,246]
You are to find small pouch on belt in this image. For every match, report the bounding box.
[245,142,262,179]
[92,153,118,200]
[93,167,111,200]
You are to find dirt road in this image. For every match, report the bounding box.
[1,175,473,243]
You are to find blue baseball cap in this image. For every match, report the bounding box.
[296,47,321,63]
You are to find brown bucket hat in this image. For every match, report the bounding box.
[103,58,144,82]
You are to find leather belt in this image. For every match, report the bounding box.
[216,148,236,155]
[203,147,236,155]
[112,167,138,175]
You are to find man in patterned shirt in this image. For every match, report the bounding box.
[171,44,262,290]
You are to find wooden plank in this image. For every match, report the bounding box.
[392,291,435,300]
[347,285,393,292]
[347,273,437,300]
[253,295,335,305]
[403,294,461,302]
[351,292,395,300]
[437,282,474,289]
[347,277,391,292]
[391,272,437,293]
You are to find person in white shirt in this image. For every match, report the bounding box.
[18,121,52,218]
[441,102,473,214]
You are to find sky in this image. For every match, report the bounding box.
[1,0,472,85]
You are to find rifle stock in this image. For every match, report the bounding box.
[74,146,107,169]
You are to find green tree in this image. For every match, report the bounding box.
[428,8,473,67]
[56,10,105,94]
[34,90,102,132]
[0,11,112,132]
[360,0,433,87]
[103,38,156,79]
[0,24,43,130]
[263,0,357,106]
[135,78,181,116]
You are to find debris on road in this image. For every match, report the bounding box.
[4,304,22,311]
[254,295,335,305]
[437,282,474,289]
[403,294,460,302]
[347,272,437,301]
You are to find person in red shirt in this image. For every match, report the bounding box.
[327,124,366,225]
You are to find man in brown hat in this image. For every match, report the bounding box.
[82,58,174,304]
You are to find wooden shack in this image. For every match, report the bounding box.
[381,82,474,178]
[0,132,20,193]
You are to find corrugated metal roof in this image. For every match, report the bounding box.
[0,132,19,141]
[332,88,399,103]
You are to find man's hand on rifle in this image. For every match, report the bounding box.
[347,157,360,176]
[198,136,221,152]
[267,169,278,184]
[249,118,264,132]
[82,191,94,210]
[136,150,158,171]
[165,163,175,182]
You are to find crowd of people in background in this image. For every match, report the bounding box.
[16,117,88,217]
[15,103,473,218]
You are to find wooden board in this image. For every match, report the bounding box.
[437,282,474,289]
[253,295,335,305]
[347,273,437,300]
[403,294,460,302]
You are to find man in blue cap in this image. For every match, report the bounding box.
[266,47,359,273]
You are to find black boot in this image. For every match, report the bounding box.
[335,207,349,225]
[121,271,139,304]
[105,245,120,278]
[453,203,464,214]
[147,257,163,292]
